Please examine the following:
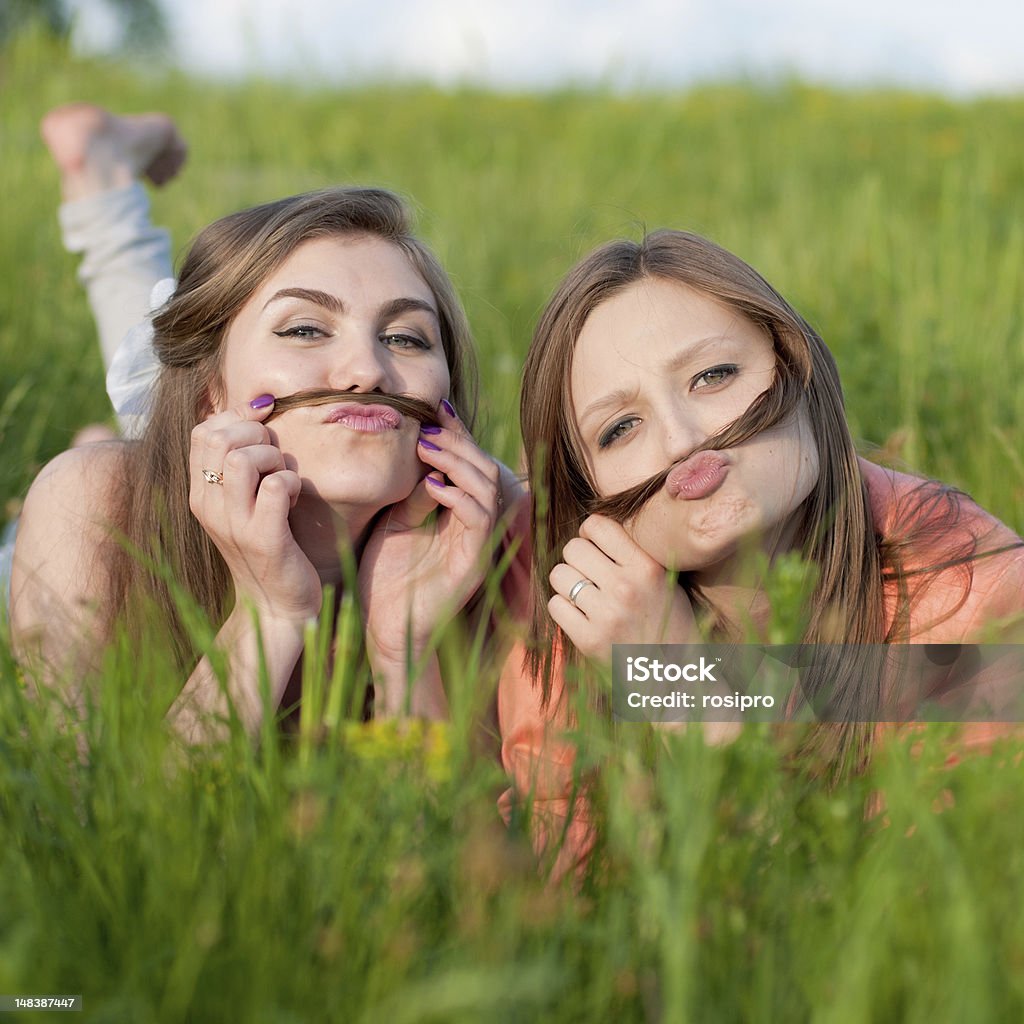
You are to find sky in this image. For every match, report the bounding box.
[73,0,1024,96]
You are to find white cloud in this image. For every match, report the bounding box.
[75,0,1024,95]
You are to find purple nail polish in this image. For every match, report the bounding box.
[426,475,446,488]
[250,394,275,409]
[418,438,442,452]
[441,399,457,418]
[420,424,442,435]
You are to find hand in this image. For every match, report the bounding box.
[358,400,501,668]
[189,396,322,623]
[547,514,699,662]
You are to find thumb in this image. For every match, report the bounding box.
[385,474,444,530]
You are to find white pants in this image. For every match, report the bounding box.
[2,185,169,612]
[60,182,172,438]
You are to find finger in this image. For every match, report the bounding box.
[251,470,303,535]
[560,536,621,590]
[549,563,601,615]
[190,394,276,479]
[420,475,493,537]
[192,423,276,513]
[416,438,498,516]
[222,444,289,519]
[200,393,277,430]
[383,476,444,531]
[434,397,470,439]
[578,513,656,567]
[547,594,593,649]
[419,422,499,483]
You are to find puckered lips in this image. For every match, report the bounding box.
[665,451,729,500]
[322,402,403,433]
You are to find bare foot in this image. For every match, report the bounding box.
[40,102,188,203]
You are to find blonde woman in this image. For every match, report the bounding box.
[12,108,527,742]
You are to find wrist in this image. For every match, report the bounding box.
[364,620,433,669]
[370,651,448,720]
[234,588,323,631]
[228,600,313,648]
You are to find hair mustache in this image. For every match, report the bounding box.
[264,388,440,426]
[585,374,804,522]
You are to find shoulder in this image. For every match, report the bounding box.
[859,458,1024,640]
[20,441,128,525]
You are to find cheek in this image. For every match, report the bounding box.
[426,361,451,403]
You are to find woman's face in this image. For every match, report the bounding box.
[218,234,450,513]
[569,277,819,580]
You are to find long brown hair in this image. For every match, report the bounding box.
[107,187,478,668]
[521,230,892,770]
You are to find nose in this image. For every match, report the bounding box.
[659,400,705,466]
[329,332,390,394]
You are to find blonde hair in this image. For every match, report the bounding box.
[108,186,478,667]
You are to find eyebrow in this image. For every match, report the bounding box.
[576,335,730,429]
[376,297,440,323]
[264,287,345,314]
[262,289,440,324]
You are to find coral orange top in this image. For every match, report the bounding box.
[497,459,1024,878]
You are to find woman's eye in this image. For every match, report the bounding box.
[381,332,430,351]
[273,324,326,340]
[598,416,640,449]
[692,364,738,389]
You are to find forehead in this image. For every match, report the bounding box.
[570,278,767,403]
[245,234,436,311]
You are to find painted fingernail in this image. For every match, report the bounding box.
[418,438,442,452]
[250,394,275,409]
[441,399,457,418]
[419,424,442,435]
[426,475,446,488]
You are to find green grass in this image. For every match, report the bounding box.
[2,32,1024,1023]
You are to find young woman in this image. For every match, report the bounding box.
[500,228,1024,875]
[11,108,526,743]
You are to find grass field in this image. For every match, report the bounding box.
[2,32,1024,1023]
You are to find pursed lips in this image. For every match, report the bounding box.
[322,403,403,432]
[664,451,730,500]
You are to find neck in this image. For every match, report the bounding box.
[693,575,772,640]
[691,512,807,639]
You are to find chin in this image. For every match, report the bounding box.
[658,542,738,576]
[301,468,421,511]
[630,501,748,575]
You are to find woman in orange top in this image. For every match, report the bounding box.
[501,229,1024,875]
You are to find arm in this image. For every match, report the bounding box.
[497,639,597,882]
[10,444,125,703]
[173,396,323,742]
[359,401,517,717]
[167,604,307,743]
[12,399,322,743]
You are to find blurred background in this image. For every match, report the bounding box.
[3,0,1023,527]
[7,0,1024,95]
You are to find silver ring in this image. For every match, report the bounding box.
[568,578,594,607]
[202,469,224,486]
